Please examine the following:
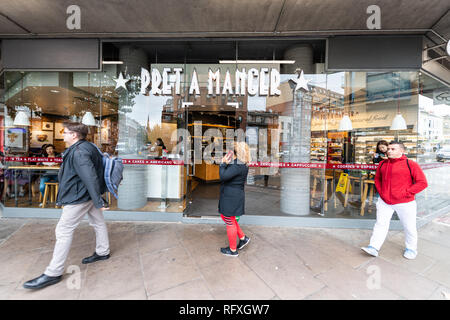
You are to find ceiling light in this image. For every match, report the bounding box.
[13,111,31,126]
[102,61,124,64]
[338,115,353,131]
[390,113,407,130]
[81,111,96,126]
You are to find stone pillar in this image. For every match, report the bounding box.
[117,46,149,210]
[280,45,313,216]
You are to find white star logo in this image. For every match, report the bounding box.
[113,72,129,91]
[292,70,309,92]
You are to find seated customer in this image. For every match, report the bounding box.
[38,144,60,205]
[3,147,31,198]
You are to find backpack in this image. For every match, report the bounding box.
[90,143,124,199]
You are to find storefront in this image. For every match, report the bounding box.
[1,37,449,229]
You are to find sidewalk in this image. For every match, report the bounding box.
[0,213,449,300]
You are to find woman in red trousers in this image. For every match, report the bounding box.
[218,141,251,257]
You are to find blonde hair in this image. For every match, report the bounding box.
[234,141,251,165]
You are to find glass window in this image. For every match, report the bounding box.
[2,40,448,223]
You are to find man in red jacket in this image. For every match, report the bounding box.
[361,141,428,260]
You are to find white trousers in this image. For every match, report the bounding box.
[45,200,110,277]
[369,197,417,252]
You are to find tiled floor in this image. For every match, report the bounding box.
[0,213,449,300]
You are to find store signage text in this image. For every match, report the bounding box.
[5,156,448,171]
[140,67,281,97]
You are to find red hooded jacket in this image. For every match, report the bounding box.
[374,155,428,205]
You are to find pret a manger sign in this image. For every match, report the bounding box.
[140,67,281,96]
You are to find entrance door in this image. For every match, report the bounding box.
[183,105,241,217]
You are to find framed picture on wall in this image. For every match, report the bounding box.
[31,130,53,148]
[5,128,26,151]
[32,119,42,131]
[94,133,100,146]
[55,122,65,140]
[42,121,54,131]
[101,118,110,144]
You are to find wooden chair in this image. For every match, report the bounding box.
[343,175,363,208]
[42,182,59,208]
[311,174,336,211]
[360,180,375,216]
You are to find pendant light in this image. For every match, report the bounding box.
[338,114,353,131]
[82,72,96,126]
[390,73,407,130]
[82,111,96,126]
[338,105,353,131]
[338,73,353,131]
[390,113,407,130]
[13,110,31,126]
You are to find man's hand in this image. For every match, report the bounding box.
[101,206,110,211]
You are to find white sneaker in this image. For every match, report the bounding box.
[361,246,379,257]
[403,249,417,260]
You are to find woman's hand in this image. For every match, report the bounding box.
[222,151,233,164]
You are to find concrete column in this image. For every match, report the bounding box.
[281,45,314,74]
[280,45,313,216]
[117,46,149,210]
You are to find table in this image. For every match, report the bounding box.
[6,165,60,207]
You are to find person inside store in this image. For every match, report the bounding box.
[361,141,428,260]
[373,140,388,164]
[148,138,167,158]
[218,141,251,257]
[38,144,60,206]
[3,146,31,198]
[177,136,184,156]
[156,137,167,153]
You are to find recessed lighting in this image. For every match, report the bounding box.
[102,61,124,65]
[50,90,59,93]
[219,60,295,64]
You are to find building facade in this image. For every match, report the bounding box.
[0,1,449,229]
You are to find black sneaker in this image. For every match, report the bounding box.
[220,247,239,257]
[237,236,250,250]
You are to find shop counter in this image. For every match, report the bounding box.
[194,162,220,181]
[146,164,184,199]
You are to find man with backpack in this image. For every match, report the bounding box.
[361,141,428,260]
[23,122,111,289]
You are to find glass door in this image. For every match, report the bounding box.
[183,104,241,217]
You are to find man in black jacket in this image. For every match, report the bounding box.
[23,122,111,290]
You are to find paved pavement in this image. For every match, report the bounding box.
[0,212,449,300]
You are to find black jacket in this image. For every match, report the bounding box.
[373,152,387,164]
[56,140,107,208]
[218,159,249,217]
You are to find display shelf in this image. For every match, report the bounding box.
[353,130,418,164]
[310,136,327,162]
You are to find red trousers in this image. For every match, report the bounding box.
[220,214,245,251]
